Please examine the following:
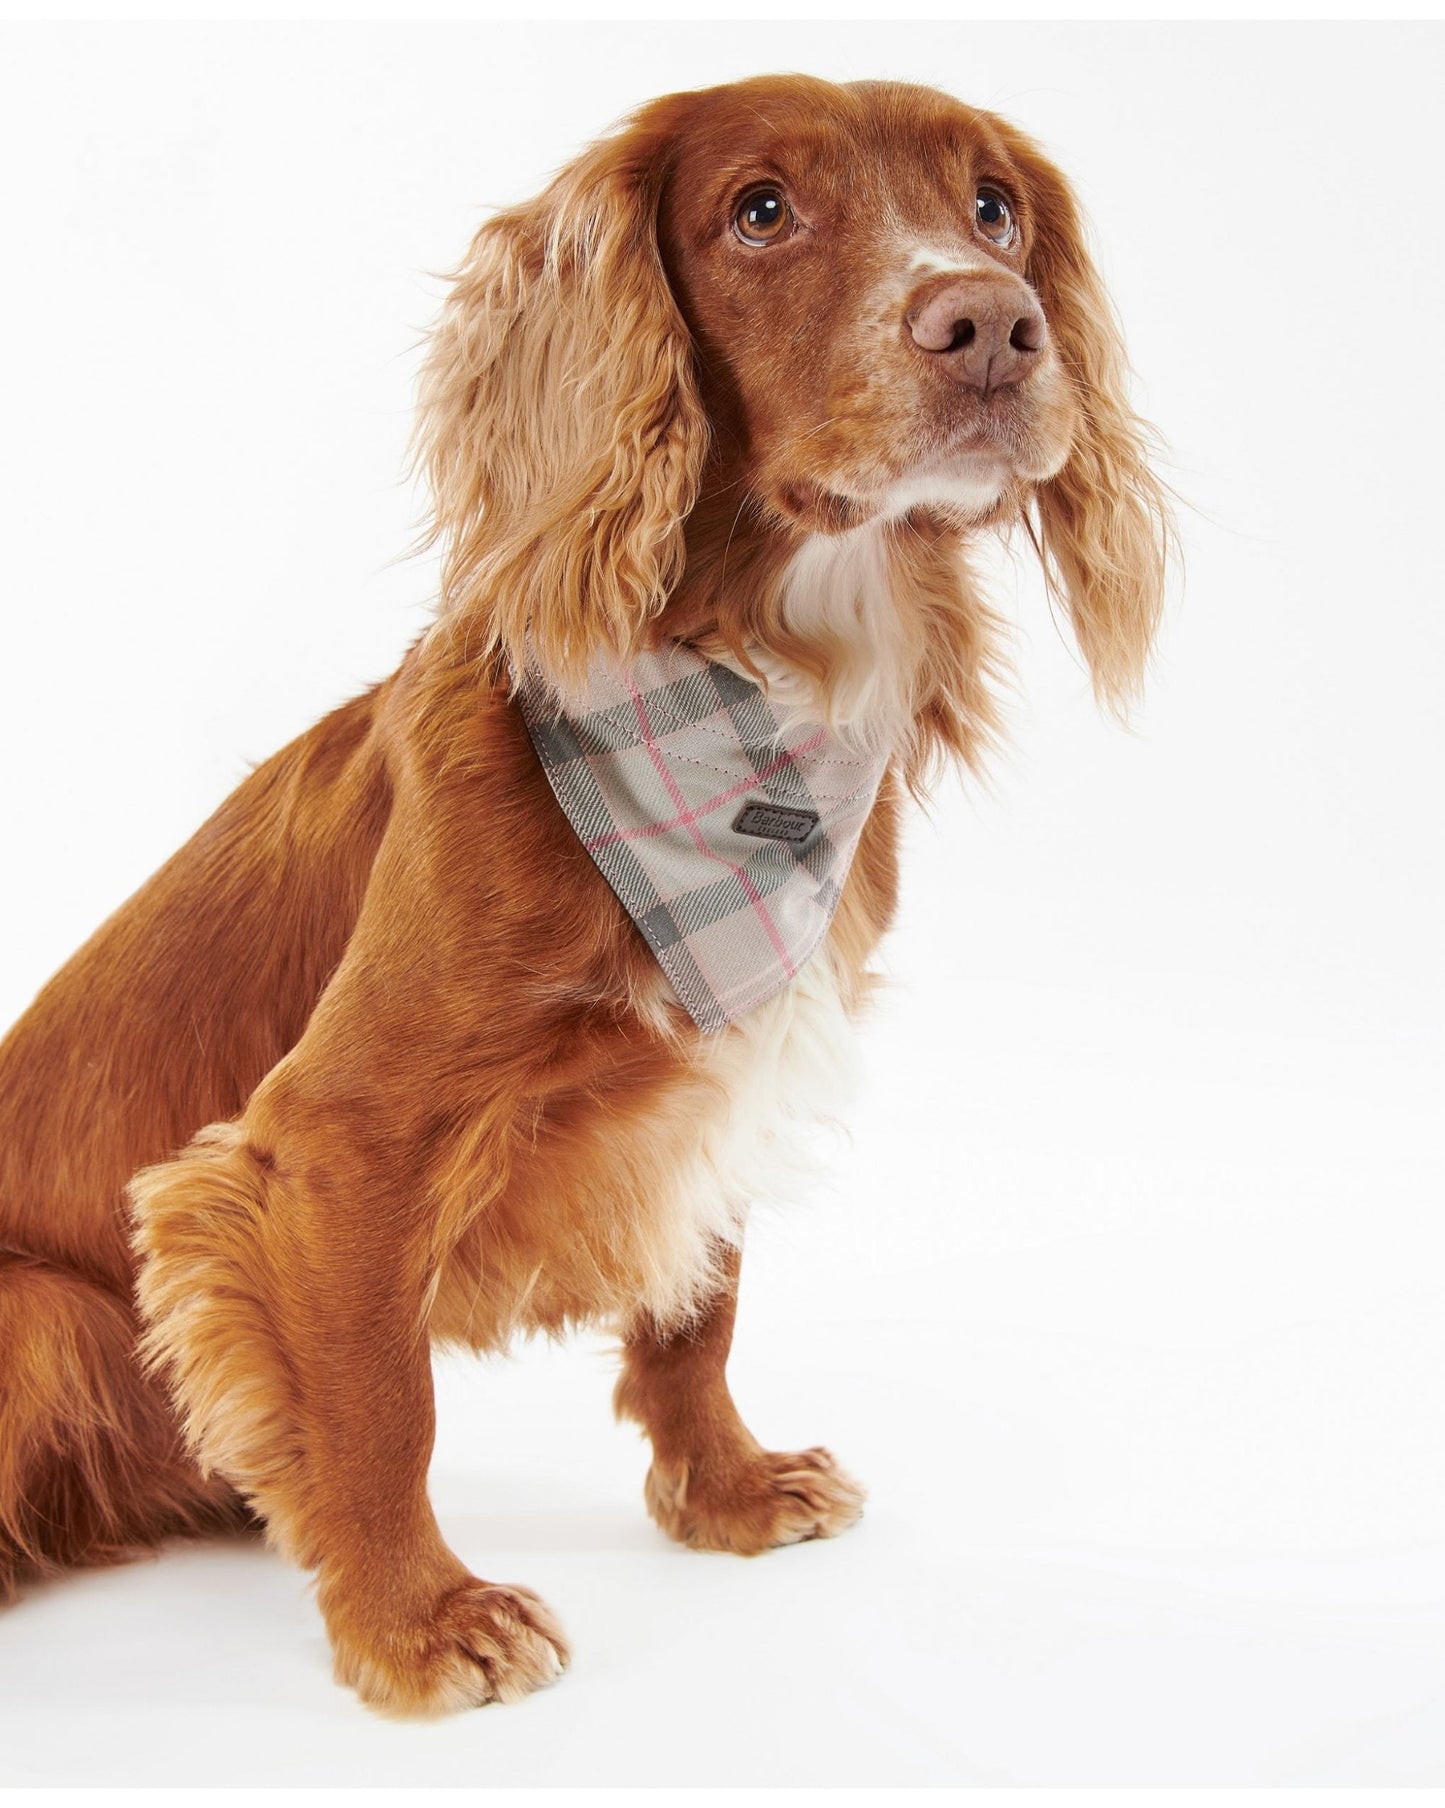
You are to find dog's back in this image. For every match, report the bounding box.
[0,680,390,1587]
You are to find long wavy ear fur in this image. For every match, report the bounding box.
[1008,130,1174,713]
[413,113,708,691]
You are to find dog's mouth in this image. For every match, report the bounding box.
[770,387,1070,535]
[776,446,1015,536]
[877,448,1014,521]
[773,480,875,534]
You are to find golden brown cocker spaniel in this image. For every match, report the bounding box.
[0,75,1170,1715]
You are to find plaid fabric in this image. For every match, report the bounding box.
[516,643,890,1034]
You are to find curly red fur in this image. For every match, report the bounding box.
[0,75,1169,1714]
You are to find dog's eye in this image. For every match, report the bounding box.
[734,189,792,247]
[975,188,1016,247]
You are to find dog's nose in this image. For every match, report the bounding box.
[906,273,1047,394]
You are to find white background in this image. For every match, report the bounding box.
[1,19,1442,1789]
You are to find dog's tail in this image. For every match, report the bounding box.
[0,1250,246,1598]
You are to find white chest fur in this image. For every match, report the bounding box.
[634,941,862,1326]
[429,944,861,1347]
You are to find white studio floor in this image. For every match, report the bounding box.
[1,932,1440,1787]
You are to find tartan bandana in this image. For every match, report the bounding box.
[516,643,890,1034]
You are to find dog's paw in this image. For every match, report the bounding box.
[333,1579,570,1717]
[645,1445,866,1556]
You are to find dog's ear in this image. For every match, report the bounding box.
[414,116,708,691]
[1007,132,1173,713]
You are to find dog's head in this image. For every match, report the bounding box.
[416,75,1169,756]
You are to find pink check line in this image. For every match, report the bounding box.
[582,728,826,853]
[625,679,798,982]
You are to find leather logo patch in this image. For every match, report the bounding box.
[733,802,820,845]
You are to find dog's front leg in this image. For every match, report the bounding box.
[615,1243,866,1555]
[131,1112,568,1717]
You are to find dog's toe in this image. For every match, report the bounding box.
[646,1444,865,1555]
[334,1578,570,1717]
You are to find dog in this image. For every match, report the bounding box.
[0,74,1169,1715]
